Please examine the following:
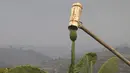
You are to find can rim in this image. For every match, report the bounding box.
[72,2,83,9]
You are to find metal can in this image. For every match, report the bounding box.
[69,2,83,29]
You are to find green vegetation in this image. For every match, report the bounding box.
[0,56,120,73]
[74,52,97,73]
[4,65,47,73]
[74,53,119,73]
[0,68,7,73]
[98,57,119,73]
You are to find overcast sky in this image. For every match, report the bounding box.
[0,0,130,50]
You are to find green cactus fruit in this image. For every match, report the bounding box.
[69,30,77,42]
[5,65,47,73]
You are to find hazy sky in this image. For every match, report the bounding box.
[0,0,130,49]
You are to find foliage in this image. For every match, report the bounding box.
[4,65,47,73]
[0,68,7,73]
[75,52,97,73]
[73,54,119,73]
[98,57,119,73]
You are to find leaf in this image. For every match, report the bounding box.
[75,52,97,73]
[86,52,97,65]
[98,57,119,73]
[80,55,89,73]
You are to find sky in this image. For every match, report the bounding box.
[0,0,130,51]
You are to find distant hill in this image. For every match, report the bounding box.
[60,45,130,61]
[0,48,51,67]
[116,46,130,54]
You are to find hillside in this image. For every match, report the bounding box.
[0,48,51,67]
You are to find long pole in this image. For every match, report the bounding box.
[79,23,130,67]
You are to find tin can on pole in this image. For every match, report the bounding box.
[68,2,83,30]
